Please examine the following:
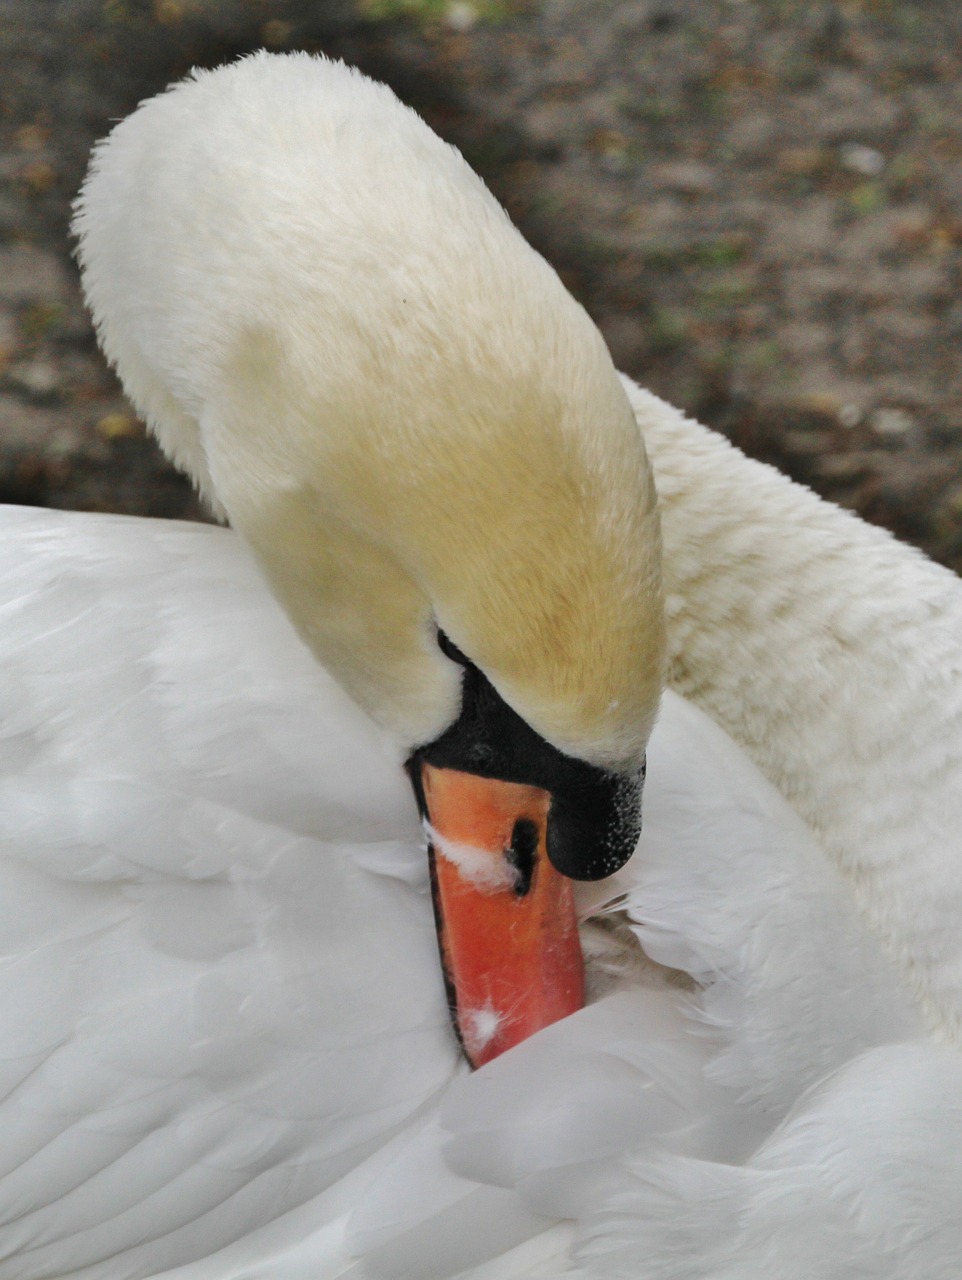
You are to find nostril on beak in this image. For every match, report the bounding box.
[506,818,539,897]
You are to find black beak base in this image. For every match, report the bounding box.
[408,633,644,882]
[544,768,642,881]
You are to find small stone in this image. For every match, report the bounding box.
[819,453,870,479]
[593,128,630,173]
[650,160,715,196]
[15,124,48,152]
[838,403,863,429]
[97,412,139,439]
[9,359,60,401]
[20,160,57,193]
[444,1,478,31]
[929,225,958,254]
[794,392,843,417]
[783,428,833,456]
[870,407,913,436]
[840,143,885,177]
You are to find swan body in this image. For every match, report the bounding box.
[0,48,958,1277]
[2,503,957,1280]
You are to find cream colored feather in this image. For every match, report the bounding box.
[74,52,664,773]
[632,381,962,1040]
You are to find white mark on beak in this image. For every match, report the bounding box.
[425,821,520,893]
[462,1002,502,1057]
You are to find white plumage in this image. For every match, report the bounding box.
[3,504,957,1279]
[0,50,960,1278]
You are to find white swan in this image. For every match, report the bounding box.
[3,507,958,1279]
[0,49,959,1277]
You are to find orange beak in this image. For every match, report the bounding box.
[419,762,585,1068]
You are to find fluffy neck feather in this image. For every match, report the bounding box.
[627,379,962,1042]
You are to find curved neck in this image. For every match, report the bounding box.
[626,378,962,1042]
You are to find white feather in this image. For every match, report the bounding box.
[1,505,956,1278]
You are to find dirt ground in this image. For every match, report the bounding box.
[2,0,960,566]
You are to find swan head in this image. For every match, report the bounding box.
[74,52,666,1064]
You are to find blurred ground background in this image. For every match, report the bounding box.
[1,0,960,564]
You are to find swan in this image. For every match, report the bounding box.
[0,48,958,1277]
[3,508,959,1280]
